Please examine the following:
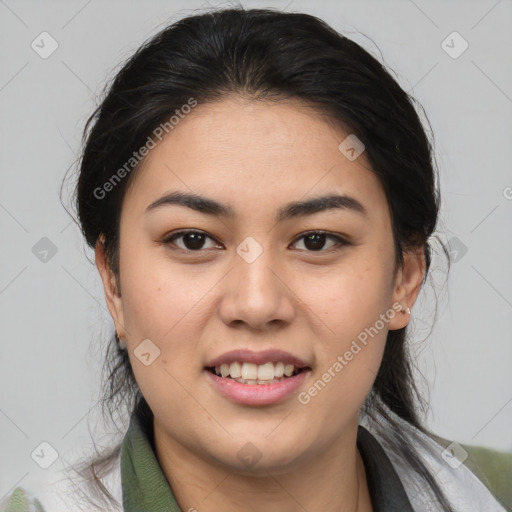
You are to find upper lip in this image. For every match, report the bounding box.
[205,349,310,369]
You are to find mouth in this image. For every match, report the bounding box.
[205,361,308,385]
[204,349,312,405]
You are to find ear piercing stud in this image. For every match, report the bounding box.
[115,330,127,350]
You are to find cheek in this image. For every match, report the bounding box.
[305,255,393,329]
[118,244,214,346]
[121,270,207,429]
[298,292,389,436]
[297,255,392,399]
[119,243,207,339]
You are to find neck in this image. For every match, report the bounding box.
[154,420,374,512]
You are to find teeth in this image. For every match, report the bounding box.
[220,363,230,378]
[233,377,284,385]
[229,361,242,378]
[257,362,274,380]
[241,362,258,380]
[213,361,302,381]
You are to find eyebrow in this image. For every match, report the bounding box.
[145,191,367,222]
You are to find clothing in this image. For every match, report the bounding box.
[119,411,416,511]
[2,405,510,511]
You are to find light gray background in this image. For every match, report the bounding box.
[1,0,511,501]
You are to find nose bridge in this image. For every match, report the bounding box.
[219,235,295,328]
[235,234,281,304]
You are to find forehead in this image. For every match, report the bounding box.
[122,96,388,222]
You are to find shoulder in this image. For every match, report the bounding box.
[431,433,512,511]
[0,487,46,512]
[365,417,511,511]
[1,452,123,512]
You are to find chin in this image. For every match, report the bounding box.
[204,435,308,475]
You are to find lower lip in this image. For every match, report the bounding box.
[205,369,310,406]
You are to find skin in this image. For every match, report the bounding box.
[96,95,425,512]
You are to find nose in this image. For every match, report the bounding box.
[218,242,296,330]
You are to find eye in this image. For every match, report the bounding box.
[290,231,348,252]
[162,229,349,253]
[162,230,222,251]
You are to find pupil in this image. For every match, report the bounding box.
[305,234,325,251]
[184,233,205,250]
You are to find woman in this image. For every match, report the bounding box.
[3,7,510,512]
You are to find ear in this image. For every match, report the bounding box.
[387,247,426,330]
[95,235,127,339]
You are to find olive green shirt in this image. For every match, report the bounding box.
[2,407,511,511]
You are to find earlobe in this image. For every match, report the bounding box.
[388,248,425,331]
[95,235,127,339]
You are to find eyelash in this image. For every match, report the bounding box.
[161,229,349,253]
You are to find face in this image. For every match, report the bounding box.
[97,96,423,474]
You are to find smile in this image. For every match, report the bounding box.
[205,364,311,406]
[208,361,303,384]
